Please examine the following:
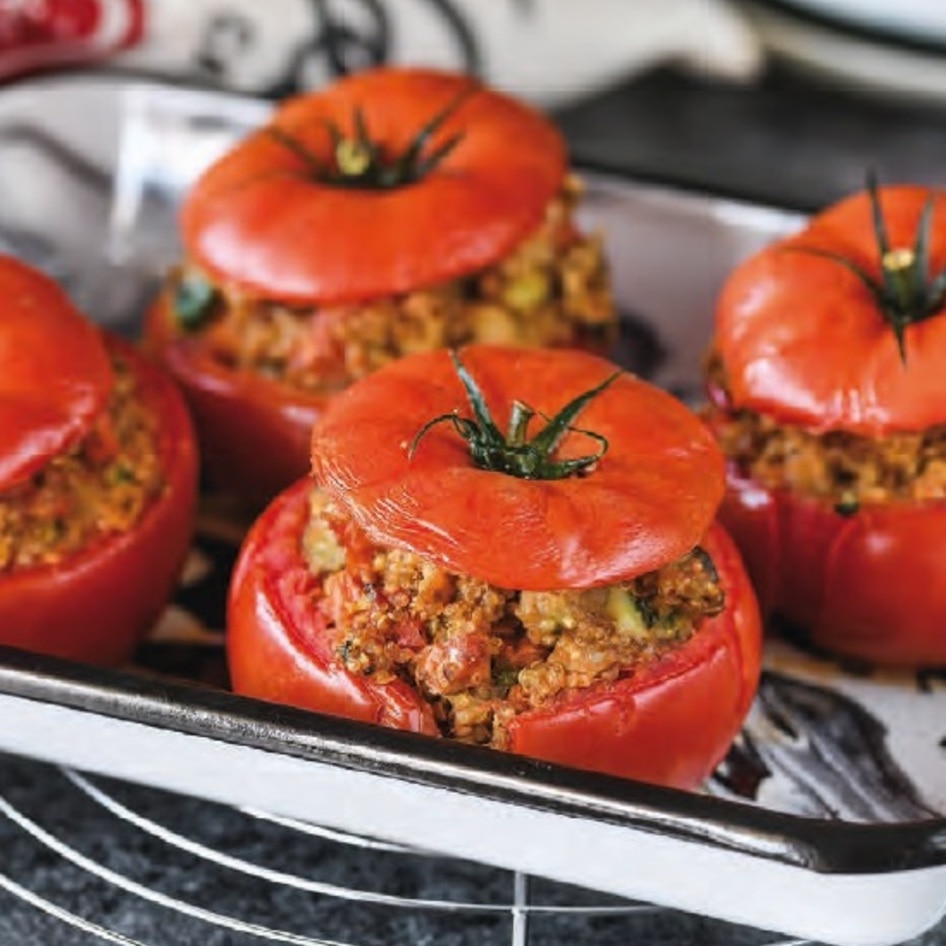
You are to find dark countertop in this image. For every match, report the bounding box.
[3,64,946,946]
[0,753,814,946]
[557,65,946,211]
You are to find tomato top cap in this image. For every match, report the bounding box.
[716,184,946,435]
[0,256,113,490]
[311,345,724,590]
[181,67,568,305]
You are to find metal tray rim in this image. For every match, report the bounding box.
[0,645,942,877]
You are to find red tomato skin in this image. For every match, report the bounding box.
[143,295,324,508]
[311,346,725,591]
[0,255,113,490]
[144,302,612,510]
[183,68,567,305]
[227,480,761,789]
[227,478,439,733]
[716,186,946,437]
[712,184,946,666]
[720,466,946,667]
[0,335,198,666]
[505,524,761,787]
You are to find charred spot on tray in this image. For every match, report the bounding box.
[770,613,877,677]
[612,307,666,379]
[134,641,230,689]
[171,531,240,632]
[917,667,946,694]
[717,672,941,821]
[711,730,771,801]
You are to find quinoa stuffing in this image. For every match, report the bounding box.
[166,177,614,392]
[0,357,165,570]
[302,488,724,748]
[705,354,946,508]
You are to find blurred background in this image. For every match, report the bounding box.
[5,0,946,209]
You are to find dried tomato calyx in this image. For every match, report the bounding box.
[791,174,946,363]
[408,350,620,480]
[265,84,475,191]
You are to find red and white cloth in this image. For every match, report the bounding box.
[0,0,142,78]
[0,0,761,105]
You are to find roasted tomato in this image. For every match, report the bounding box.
[0,256,197,665]
[228,346,760,789]
[706,182,946,666]
[144,67,614,507]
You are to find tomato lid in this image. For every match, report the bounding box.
[181,67,567,305]
[716,185,946,435]
[311,346,723,590]
[0,256,112,490]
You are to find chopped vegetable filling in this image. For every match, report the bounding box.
[167,177,613,391]
[303,488,724,748]
[0,358,164,570]
[707,357,946,506]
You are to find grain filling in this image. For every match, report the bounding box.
[0,358,164,571]
[167,177,614,392]
[706,355,946,509]
[303,489,724,748]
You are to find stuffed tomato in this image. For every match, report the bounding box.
[145,67,615,507]
[228,346,760,788]
[0,256,198,665]
[705,182,946,666]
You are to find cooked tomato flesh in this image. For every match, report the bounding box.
[0,357,165,570]
[302,488,724,748]
[166,178,614,392]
